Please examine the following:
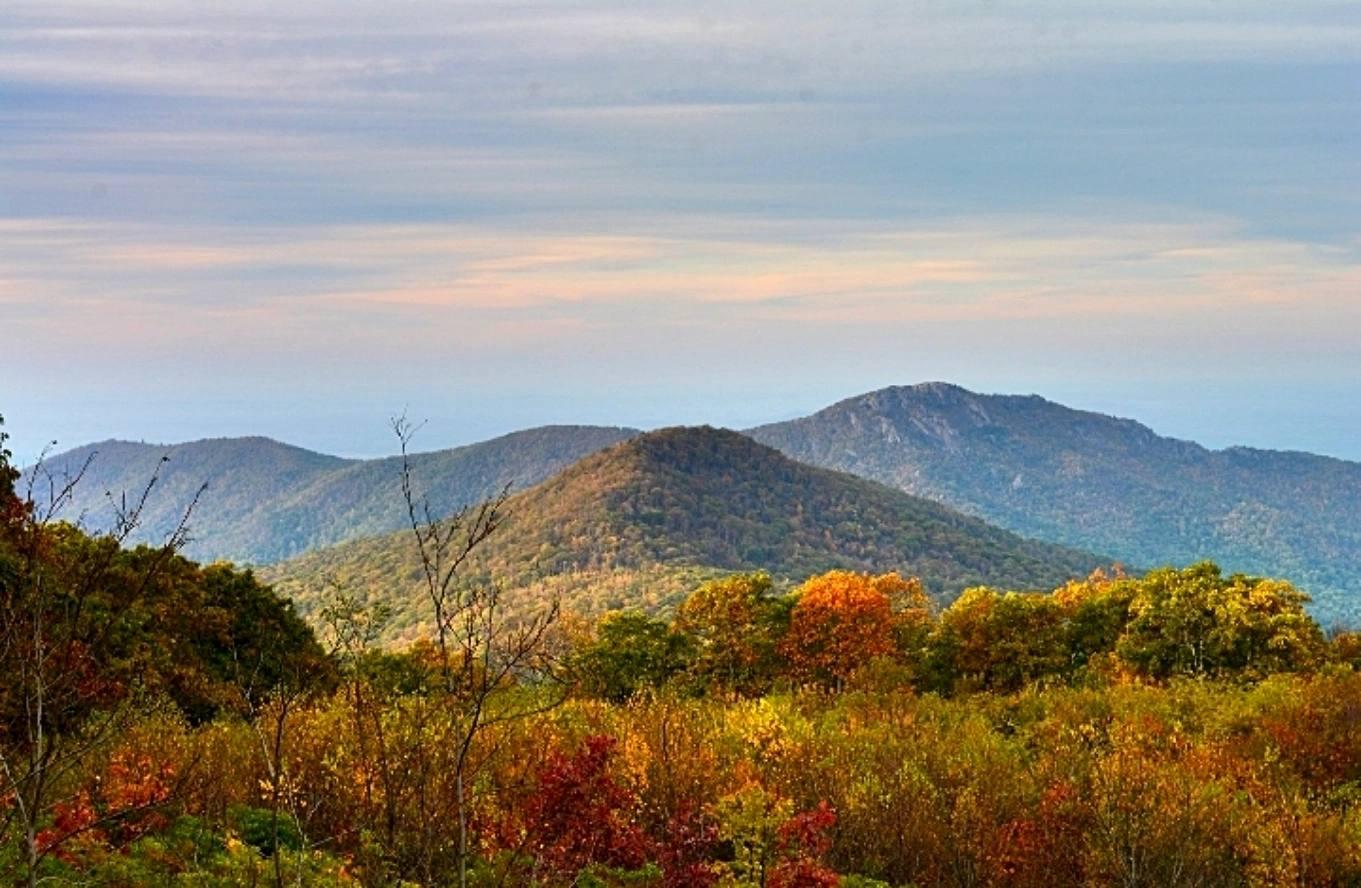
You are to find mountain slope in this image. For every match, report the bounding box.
[239,425,639,562]
[22,426,637,564]
[265,426,1107,644]
[748,383,1361,623]
[20,437,351,556]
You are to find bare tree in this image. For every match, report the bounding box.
[392,415,562,888]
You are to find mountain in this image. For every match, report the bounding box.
[21,426,637,564]
[264,426,1107,645]
[20,437,351,556]
[748,382,1361,624]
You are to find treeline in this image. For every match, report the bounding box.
[569,564,1349,701]
[5,419,1361,887]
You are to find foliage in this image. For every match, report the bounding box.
[781,571,899,687]
[925,586,1070,694]
[230,804,304,856]
[674,573,790,694]
[0,467,333,885]
[710,786,840,888]
[0,524,331,725]
[516,735,650,883]
[0,415,20,513]
[3,590,1360,886]
[8,415,1361,887]
[1118,563,1325,678]
[573,612,694,701]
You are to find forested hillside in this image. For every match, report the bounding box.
[266,426,1106,644]
[23,426,636,564]
[20,436,350,557]
[750,382,1361,624]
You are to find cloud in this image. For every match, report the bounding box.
[2,0,1359,462]
[3,214,1357,350]
[5,1,1358,109]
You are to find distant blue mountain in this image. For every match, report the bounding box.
[22,426,637,564]
[749,383,1361,625]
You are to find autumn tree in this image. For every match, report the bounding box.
[881,572,933,672]
[1052,567,1135,672]
[1207,574,1326,675]
[674,573,789,694]
[1117,562,1324,678]
[712,786,840,888]
[923,587,1068,693]
[781,570,899,688]
[0,431,203,887]
[516,735,649,884]
[1332,630,1361,669]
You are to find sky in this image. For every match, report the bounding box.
[2,1,1360,462]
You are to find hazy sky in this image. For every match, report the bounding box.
[3,1,1359,461]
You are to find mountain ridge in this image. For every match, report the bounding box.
[23,382,1361,623]
[748,382,1361,623]
[22,425,639,564]
[264,425,1109,644]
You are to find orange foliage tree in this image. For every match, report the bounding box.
[780,571,908,687]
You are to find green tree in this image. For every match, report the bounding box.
[574,611,693,701]
[188,563,334,717]
[1053,569,1136,672]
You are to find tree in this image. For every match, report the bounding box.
[1208,574,1325,675]
[214,566,337,888]
[781,570,898,689]
[0,434,202,886]
[880,572,932,671]
[1053,568,1135,672]
[0,422,331,887]
[925,587,1068,693]
[1117,564,1224,678]
[392,416,562,888]
[574,611,693,702]
[712,786,839,888]
[1332,630,1361,669]
[191,563,334,717]
[0,416,19,515]
[674,573,789,694]
[518,735,649,883]
[1117,563,1324,679]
